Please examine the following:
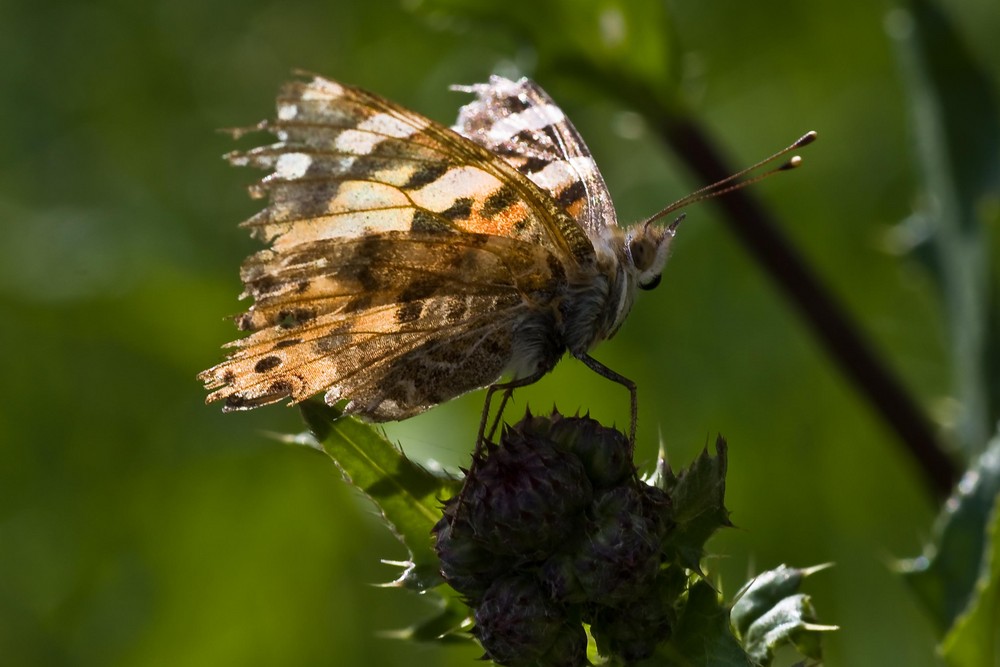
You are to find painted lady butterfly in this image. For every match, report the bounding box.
[199,74,813,443]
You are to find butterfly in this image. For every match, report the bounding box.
[199,73,813,445]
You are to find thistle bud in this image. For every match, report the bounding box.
[432,499,511,601]
[589,574,677,662]
[462,428,593,559]
[572,485,669,606]
[546,412,633,489]
[434,411,691,665]
[473,574,568,666]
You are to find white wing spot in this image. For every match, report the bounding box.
[302,78,344,100]
[334,113,420,156]
[410,166,501,212]
[486,103,565,143]
[275,152,312,179]
[529,156,597,191]
[358,112,422,139]
[330,181,409,212]
[335,130,381,155]
[278,103,298,120]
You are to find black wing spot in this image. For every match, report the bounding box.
[411,209,453,233]
[254,355,282,373]
[395,301,423,323]
[441,197,473,221]
[517,156,550,174]
[403,162,450,190]
[482,186,518,218]
[277,308,316,328]
[556,180,587,211]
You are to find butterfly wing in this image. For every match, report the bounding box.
[200,75,593,419]
[452,75,618,236]
[234,76,593,260]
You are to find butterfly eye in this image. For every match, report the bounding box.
[629,236,654,271]
[638,273,662,291]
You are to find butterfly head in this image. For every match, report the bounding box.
[621,130,817,293]
[625,215,681,292]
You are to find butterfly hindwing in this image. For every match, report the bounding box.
[233,231,559,329]
[205,292,522,419]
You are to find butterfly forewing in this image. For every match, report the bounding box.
[235,78,591,256]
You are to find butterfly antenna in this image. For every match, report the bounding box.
[642,131,818,228]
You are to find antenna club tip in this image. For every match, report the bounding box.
[796,130,818,147]
[779,155,804,170]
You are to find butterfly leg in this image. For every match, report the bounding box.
[484,387,515,444]
[477,368,549,450]
[450,369,550,528]
[577,354,637,452]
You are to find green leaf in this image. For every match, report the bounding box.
[410,0,680,107]
[651,580,753,667]
[940,488,1000,667]
[380,591,474,645]
[889,0,1000,451]
[731,564,837,665]
[299,400,461,591]
[657,436,733,572]
[898,436,1000,642]
[890,4,1000,660]
[730,563,831,638]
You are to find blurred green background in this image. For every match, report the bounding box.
[2,0,998,664]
